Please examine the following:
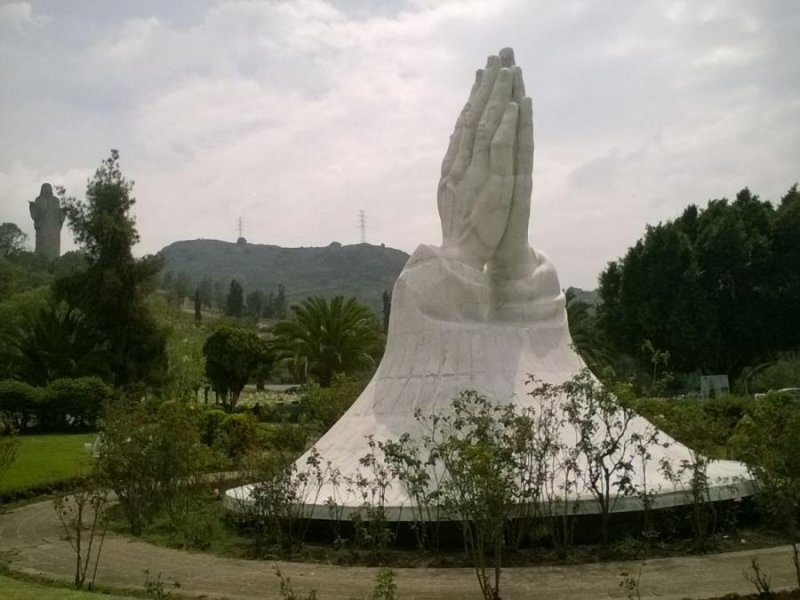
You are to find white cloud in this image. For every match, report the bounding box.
[0,2,50,31]
[0,0,798,289]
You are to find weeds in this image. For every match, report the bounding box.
[143,569,181,599]
[743,558,774,598]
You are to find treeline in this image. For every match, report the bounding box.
[160,271,289,320]
[575,183,800,390]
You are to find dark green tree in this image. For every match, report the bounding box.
[193,288,202,326]
[382,290,391,334]
[211,279,225,310]
[202,325,272,411]
[225,279,244,317]
[54,150,166,387]
[565,289,610,375]
[246,290,265,320]
[598,185,798,377]
[263,291,275,319]
[197,277,213,309]
[0,302,107,386]
[274,284,287,319]
[272,296,383,386]
[0,223,28,257]
[172,271,192,306]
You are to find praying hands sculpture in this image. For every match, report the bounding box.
[399,47,563,325]
[227,47,752,517]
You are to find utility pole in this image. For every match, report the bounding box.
[359,210,366,244]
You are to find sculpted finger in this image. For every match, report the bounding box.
[441,69,483,178]
[516,96,533,177]
[499,47,515,67]
[489,96,534,277]
[473,67,514,171]
[490,102,518,176]
[511,65,525,103]
[450,55,500,180]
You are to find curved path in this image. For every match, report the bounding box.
[1,499,798,599]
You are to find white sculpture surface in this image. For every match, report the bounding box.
[226,48,750,518]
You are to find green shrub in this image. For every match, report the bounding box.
[631,395,751,459]
[260,422,308,455]
[300,375,365,432]
[219,413,259,461]
[259,401,302,424]
[0,379,41,431]
[96,401,209,534]
[39,377,112,431]
[750,356,800,393]
[198,408,228,447]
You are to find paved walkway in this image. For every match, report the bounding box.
[0,499,798,599]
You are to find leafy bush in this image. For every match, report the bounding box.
[96,400,210,534]
[630,395,751,459]
[0,377,112,433]
[730,394,800,587]
[749,356,800,393]
[198,408,228,447]
[38,377,112,431]
[0,379,40,430]
[260,422,308,455]
[257,400,302,424]
[0,429,19,489]
[219,412,259,461]
[300,375,366,431]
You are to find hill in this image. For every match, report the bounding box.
[566,286,601,309]
[158,239,410,315]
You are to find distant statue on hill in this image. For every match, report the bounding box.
[29,183,66,259]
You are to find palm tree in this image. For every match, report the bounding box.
[272,296,384,386]
[0,302,108,386]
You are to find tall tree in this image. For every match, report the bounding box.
[246,290,264,320]
[54,150,166,387]
[382,290,391,333]
[172,271,192,306]
[598,184,798,377]
[197,277,213,309]
[565,289,610,375]
[193,288,202,326]
[274,284,287,319]
[202,325,272,411]
[225,279,244,317]
[272,296,384,386]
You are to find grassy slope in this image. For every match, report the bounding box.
[1,433,95,493]
[0,575,136,599]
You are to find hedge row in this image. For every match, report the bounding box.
[0,377,112,432]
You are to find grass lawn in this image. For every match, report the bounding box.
[0,575,136,599]
[1,433,96,494]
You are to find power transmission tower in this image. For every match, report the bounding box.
[359,210,367,244]
[236,217,246,245]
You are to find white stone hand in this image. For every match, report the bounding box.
[487,48,538,281]
[437,53,519,271]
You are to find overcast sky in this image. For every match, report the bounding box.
[1,0,798,289]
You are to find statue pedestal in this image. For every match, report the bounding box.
[226,249,751,519]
